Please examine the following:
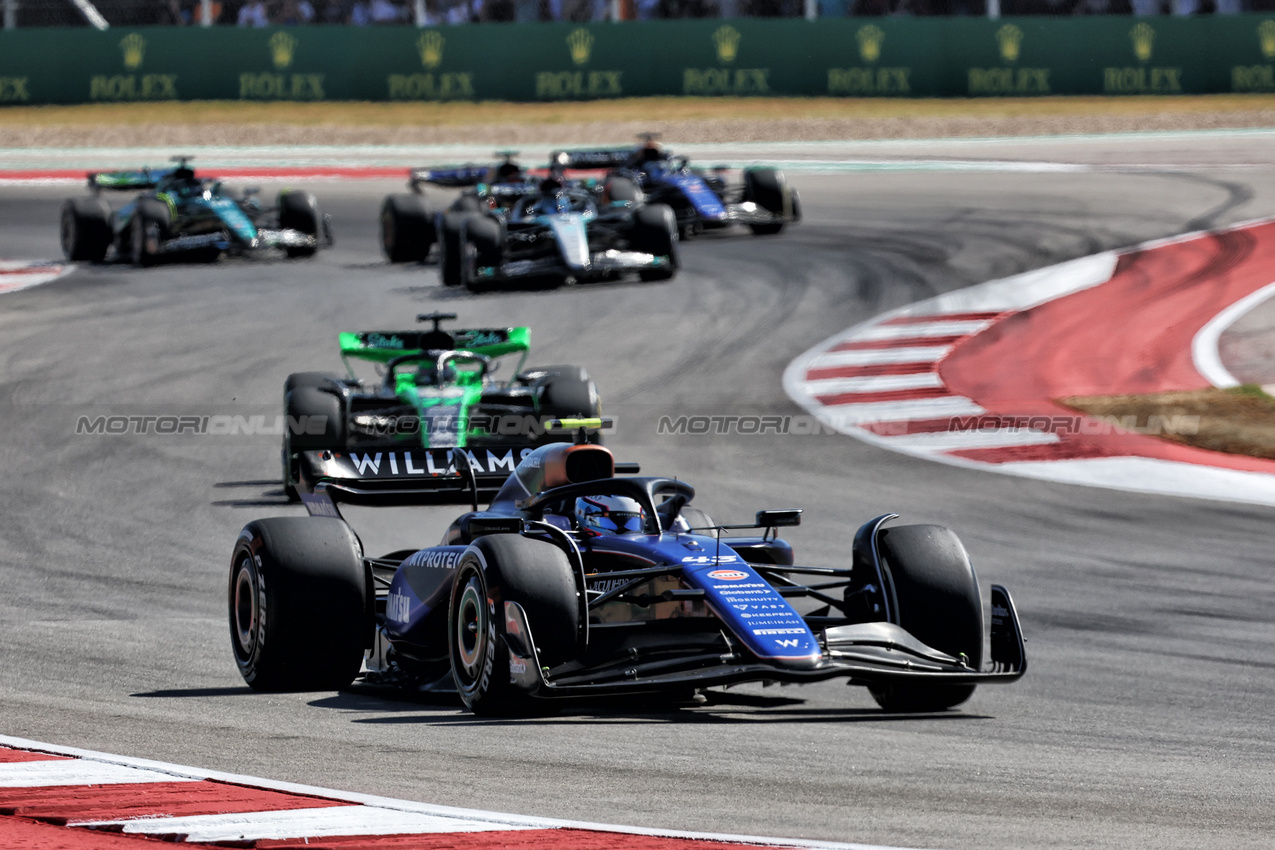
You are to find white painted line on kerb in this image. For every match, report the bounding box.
[810,346,952,368]
[853,320,991,341]
[802,373,945,395]
[1191,279,1275,388]
[78,806,525,842]
[874,428,1060,453]
[815,397,985,424]
[0,759,195,787]
[0,736,934,850]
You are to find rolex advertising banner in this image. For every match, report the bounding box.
[0,15,1272,106]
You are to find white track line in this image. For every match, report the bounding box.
[1191,279,1275,389]
[77,806,525,842]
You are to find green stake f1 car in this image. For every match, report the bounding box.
[281,312,603,500]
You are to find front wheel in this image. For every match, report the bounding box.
[61,197,112,262]
[631,204,679,282]
[279,190,320,258]
[449,534,579,715]
[868,524,984,712]
[130,199,170,267]
[229,517,368,691]
[743,167,790,236]
[381,193,432,263]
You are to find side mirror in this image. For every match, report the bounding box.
[755,509,801,528]
[467,516,523,536]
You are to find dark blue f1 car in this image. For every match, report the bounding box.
[228,425,1025,715]
[550,137,801,238]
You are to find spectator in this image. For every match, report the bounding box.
[159,0,190,23]
[237,0,270,24]
[192,0,225,23]
[319,0,344,21]
[370,0,405,20]
[278,0,317,22]
[348,0,372,22]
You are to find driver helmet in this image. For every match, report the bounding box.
[576,494,645,537]
[415,362,458,386]
[493,161,524,183]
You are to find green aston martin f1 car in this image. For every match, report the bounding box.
[60,156,331,265]
[281,312,603,500]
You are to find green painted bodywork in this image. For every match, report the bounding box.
[339,326,532,449]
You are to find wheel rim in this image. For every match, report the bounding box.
[232,556,259,660]
[454,574,487,685]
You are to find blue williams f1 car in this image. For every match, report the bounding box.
[551,136,800,238]
[229,427,1026,716]
[60,156,330,265]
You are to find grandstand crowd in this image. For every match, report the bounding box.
[9,0,1270,28]
[154,0,1268,22]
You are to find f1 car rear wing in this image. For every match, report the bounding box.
[338,326,531,366]
[408,165,492,190]
[88,167,174,191]
[298,445,540,517]
[548,148,635,170]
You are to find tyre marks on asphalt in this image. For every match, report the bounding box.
[785,219,1275,506]
[0,742,905,850]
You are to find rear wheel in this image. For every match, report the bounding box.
[631,204,679,282]
[604,176,640,204]
[60,197,112,262]
[279,190,320,258]
[381,193,433,263]
[130,199,170,267]
[282,385,344,500]
[536,365,600,420]
[462,215,503,293]
[743,168,790,236]
[868,524,984,712]
[449,534,579,715]
[438,211,473,287]
[229,517,368,691]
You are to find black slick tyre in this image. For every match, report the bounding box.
[281,385,344,500]
[536,365,600,419]
[381,193,433,263]
[229,517,368,691]
[449,533,579,716]
[438,211,473,287]
[283,371,341,395]
[462,215,502,293]
[60,197,112,262]
[130,198,170,267]
[631,204,679,282]
[742,168,789,236]
[868,524,984,712]
[604,176,641,204]
[279,190,320,258]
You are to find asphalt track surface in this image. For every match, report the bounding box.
[2,135,1274,850]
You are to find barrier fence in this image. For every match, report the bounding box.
[0,15,1272,105]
